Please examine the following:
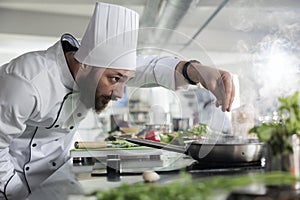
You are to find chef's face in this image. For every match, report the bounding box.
[94,68,135,113]
[76,65,135,113]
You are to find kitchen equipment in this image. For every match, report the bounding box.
[71,141,164,173]
[231,104,255,137]
[125,138,265,163]
[106,155,121,182]
[172,118,190,131]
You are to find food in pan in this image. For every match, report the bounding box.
[145,124,210,144]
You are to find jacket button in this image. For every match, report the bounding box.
[77,113,82,117]
[54,125,59,128]
[32,143,37,147]
[25,167,30,171]
[52,162,56,167]
[69,126,74,130]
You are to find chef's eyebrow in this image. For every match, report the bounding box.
[116,72,125,77]
[114,72,127,79]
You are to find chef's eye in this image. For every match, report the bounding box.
[112,77,120,83]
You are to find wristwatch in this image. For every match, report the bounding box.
[182,60,200,85]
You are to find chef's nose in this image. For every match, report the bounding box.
[112,83,125,100]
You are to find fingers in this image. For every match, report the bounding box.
[216,72,235,112]
[227,77,235,112]
[223,72,235,112]
[189,63,235,112]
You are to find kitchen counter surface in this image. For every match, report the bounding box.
[76,155,195,194]
[26,156,300,200]
[77,167,300,200]
[75,158,300,200]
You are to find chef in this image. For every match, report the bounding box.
[0,2,234,200]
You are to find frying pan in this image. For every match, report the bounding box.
[125,138,265,163]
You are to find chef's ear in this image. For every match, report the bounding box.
[80,64,92,71]
[73,57,90,71]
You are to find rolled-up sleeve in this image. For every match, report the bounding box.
[126,55,181,90]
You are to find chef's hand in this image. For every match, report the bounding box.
[175,61,235,112]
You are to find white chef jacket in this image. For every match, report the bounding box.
[0,33,181,199]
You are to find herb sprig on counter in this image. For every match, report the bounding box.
[89,172,300,200]
[111,140,138,148]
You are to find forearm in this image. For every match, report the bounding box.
[175,61,221,88]
[175,60,235,112]
[128,56,234,112]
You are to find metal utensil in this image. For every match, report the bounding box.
[125,138,265,163]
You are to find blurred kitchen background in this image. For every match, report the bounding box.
[1,0,299,141]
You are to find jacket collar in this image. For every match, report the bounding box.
[47,34,80,92]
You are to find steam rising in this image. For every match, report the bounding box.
[253,37,299,99]
[230,0,300,114]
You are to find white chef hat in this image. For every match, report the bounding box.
[74,2,139,70]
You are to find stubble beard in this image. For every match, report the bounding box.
[94,95,111,113]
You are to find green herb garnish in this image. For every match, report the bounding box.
[89,171,300,200]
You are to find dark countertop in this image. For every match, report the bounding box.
[227,185,300,200]
[28,156,300,200]
[77,159,300,200]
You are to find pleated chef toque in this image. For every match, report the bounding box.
[74,2,139,70]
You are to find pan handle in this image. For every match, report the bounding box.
[125,138,187,154]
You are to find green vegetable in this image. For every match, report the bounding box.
[89,171,300,200]
[181,124,209,137]
[278,91,300,135]
[159,124,209,145]
[159,133,177,144]
[249,91,300,156]
[111,140,138,148]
